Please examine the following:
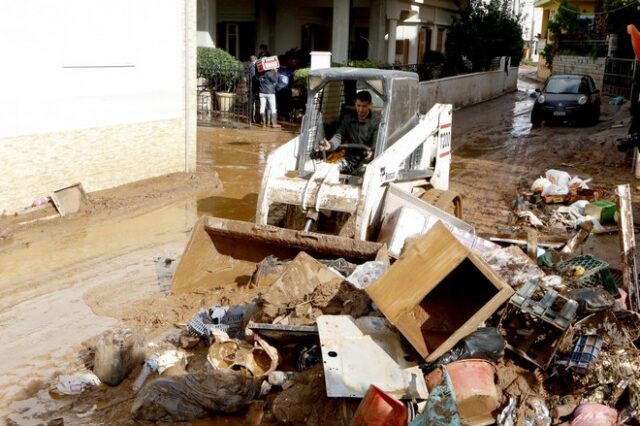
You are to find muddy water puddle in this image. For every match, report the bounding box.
[1,127,292,419]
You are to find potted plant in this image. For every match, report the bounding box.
[197,47,243,112]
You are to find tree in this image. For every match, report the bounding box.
[445,0,524,72]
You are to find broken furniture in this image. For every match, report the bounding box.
[366,221,514,362]
[317,315,429,399]
[499,281,578,369]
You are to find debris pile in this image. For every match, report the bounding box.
[45,182,640,426]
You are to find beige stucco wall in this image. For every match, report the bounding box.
[0,0,197,213]
[0,119,188,212]
[420,65,519,113]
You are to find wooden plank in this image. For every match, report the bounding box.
[616,184,640,312]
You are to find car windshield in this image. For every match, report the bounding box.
[544,78,585,94]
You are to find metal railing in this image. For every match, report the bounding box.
[197,66,253,127]
[603,57,640,99]
[557,40,609,57]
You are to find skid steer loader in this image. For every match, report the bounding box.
[256,67,459,240]
[171,68,463,293]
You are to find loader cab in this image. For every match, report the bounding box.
[297,68,421,178]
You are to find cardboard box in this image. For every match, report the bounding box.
[256,56,279,72]
[366,221,514,362]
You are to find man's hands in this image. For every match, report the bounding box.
[318,139,331,151]
[364,149,373,161]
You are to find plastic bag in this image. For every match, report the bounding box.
[55,373,101,395]
[131,370,261,421]
[545,169,571,187]
[570,403,617,426]
[426,327,505,370]
[567,288,615,314]
[541,183,569,197]
[531,177,551,193]
[568,176,591,190]
[93,328,146,386]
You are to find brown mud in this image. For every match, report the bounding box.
[4,70,640,424]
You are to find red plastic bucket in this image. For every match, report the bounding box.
[430,359,501,426]
[350,385,408,426]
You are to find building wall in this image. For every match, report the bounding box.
[420,65,519,113]
[552,55,606,90]
[0,0,197,212]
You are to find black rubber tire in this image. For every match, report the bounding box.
[531,112,542,127]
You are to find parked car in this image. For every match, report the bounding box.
[531,74,600,126]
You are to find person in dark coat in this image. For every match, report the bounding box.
[258,68,280,128]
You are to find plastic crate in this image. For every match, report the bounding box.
[556,334,603,374]
[558,255,619,296]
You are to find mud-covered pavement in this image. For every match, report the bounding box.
[2,68,638,424]
[450,68,636,266]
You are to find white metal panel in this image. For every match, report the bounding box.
[317,315,429,400]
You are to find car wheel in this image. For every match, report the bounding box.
[591,107,600,126]
[531,112,542,126]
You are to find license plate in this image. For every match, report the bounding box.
[553,111,566,116]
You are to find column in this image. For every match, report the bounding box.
[368,0,386,62]
[209,0,217,47]
[256,0,270,53]
[332,0,350,64]
[441,28,447,54]
[387,18,397,64]
[196,0,215,47]
[409,23,421,64]
[430,24,438,51]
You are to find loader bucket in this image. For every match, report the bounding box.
[171,216,386,294]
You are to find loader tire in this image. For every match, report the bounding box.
[420,189,464,219]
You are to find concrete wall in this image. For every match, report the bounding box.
[420,67,519,113]
[0,0,197,213]
[552,55,606,90]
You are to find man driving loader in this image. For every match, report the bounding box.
[317,90,380,175]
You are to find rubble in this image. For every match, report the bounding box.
[31,180,640,426]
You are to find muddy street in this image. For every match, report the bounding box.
[0,128,293,419]
[2,70,638,424]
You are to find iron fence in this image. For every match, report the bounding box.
[198,66,253,127]
[603,57,640,99]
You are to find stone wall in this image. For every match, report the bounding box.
[552,55,606,89]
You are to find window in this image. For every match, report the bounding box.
[226,23,239,58]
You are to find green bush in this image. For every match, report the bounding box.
[346,59,390,68]
[197,47,243,89]
[293,67,310,89]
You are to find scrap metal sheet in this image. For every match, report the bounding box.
[317,315,429,399]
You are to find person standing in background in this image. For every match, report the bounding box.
[258,68,280,128]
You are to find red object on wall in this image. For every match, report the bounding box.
[628,25,640,60]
